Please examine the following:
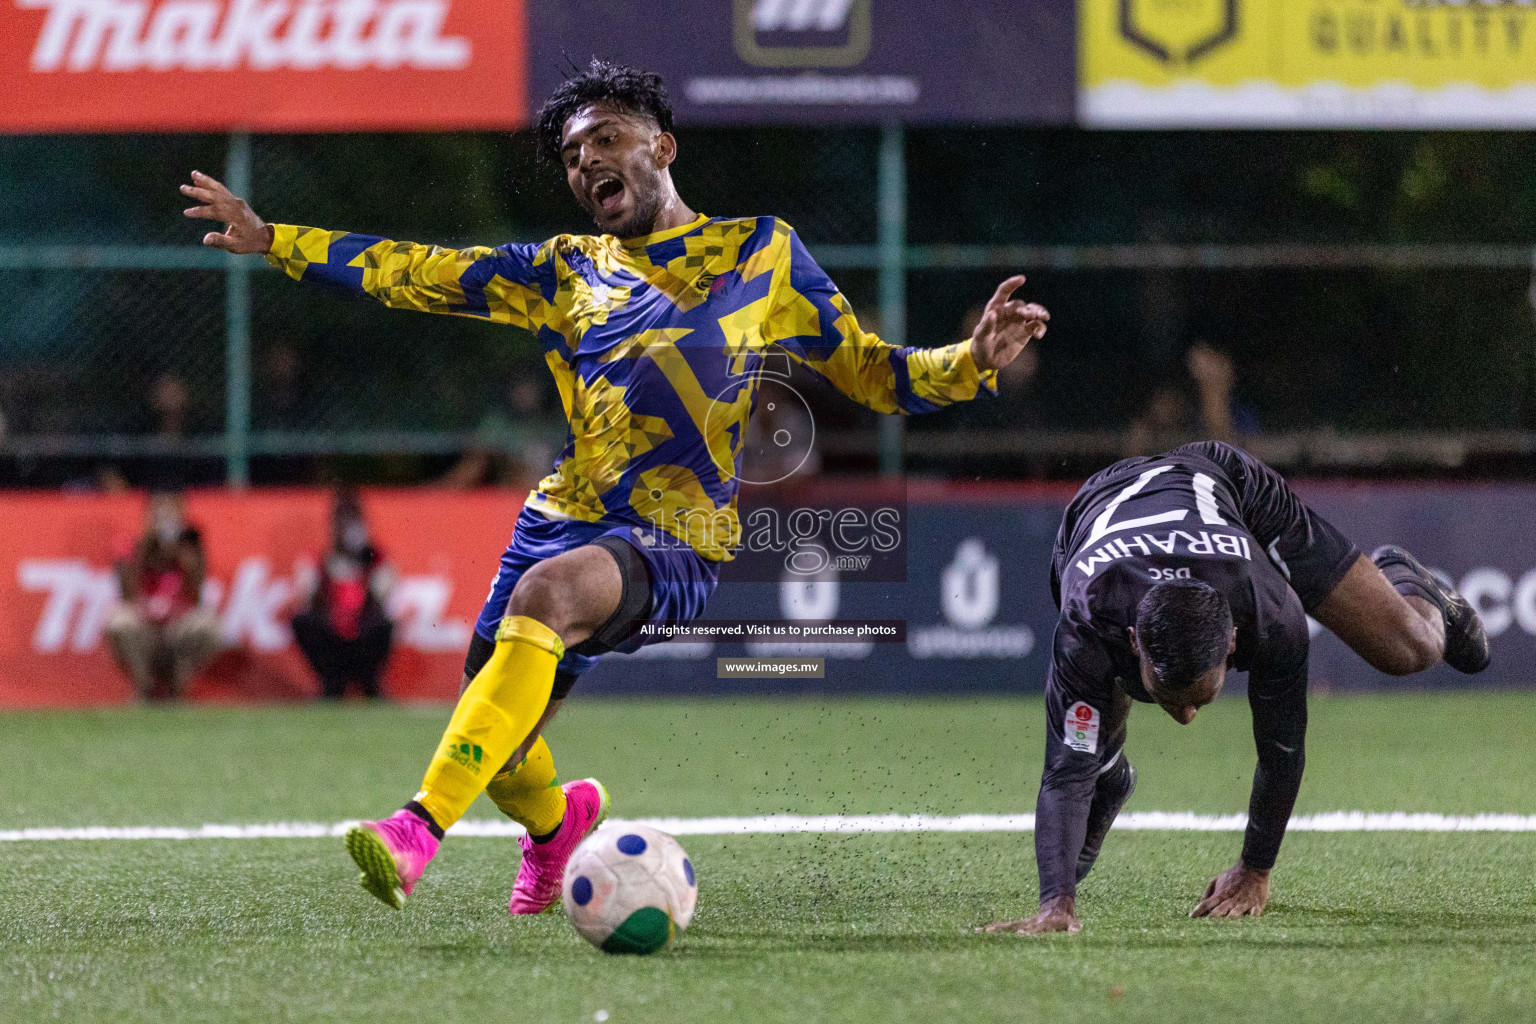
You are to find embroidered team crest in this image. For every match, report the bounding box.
[1065,701,1100,754]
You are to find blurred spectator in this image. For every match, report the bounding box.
[146,372,191,437]
[741,377,821,484]
[105,491,221,700]
[921,303,1043,432]
[963,302,1043,425]
[1124,384,1193,456]
[438,447,503,489]
[998,344,1041,403]
[252,340,321,483]
[62,465,131,494]
[0,366,79,435]
[441,376,564,489]
[291,489,396,700]
[1185,343,1237,442]
[133,371,218,489]
[1125,344,1259,455]
[1134,213,1191,371]
[255,340,306,430]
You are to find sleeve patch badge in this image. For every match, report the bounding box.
[1064,701,1100,754]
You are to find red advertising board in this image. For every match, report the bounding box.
[6,483,1532,707]
[0,0,526,131]
[0,488,523,706]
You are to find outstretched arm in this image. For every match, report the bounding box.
[765,226,1047,414]
[180,171,556,328]
[1191,665,1307,918]
[1016,749,1099,934]
[980,754,1095,936]
[982,653,1125,935]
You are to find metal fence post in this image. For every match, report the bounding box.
[877,119,906,477]
[224,131,253,487]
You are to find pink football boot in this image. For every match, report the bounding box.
[508,778,611,915]
[345,809,440,910]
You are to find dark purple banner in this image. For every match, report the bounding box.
[529,0,1074,124]
[1298,484,1536,693]
[583,482,1536,695]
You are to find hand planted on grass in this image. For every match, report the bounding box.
[1191,861,1270,918]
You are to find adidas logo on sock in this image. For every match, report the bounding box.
[445,742,484,772]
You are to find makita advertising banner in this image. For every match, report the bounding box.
[0,489,510,705]
[529,0,1075,124]
[0,0,525,131]
[0,483,1530,706]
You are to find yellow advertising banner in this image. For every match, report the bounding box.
[1082,0,1536,126]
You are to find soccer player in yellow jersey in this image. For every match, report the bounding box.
[181,61,1049,914]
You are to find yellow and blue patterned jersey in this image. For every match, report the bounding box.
[267,214,997,561]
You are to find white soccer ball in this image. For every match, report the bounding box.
[562,823,697,955]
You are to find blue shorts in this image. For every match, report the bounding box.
[474,506,720,677]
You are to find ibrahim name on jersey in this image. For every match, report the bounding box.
[266,214,996,562]
[1050,440,1359,705]
[1035,441,1362,902]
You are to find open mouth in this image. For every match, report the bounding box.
[592,178,626,215]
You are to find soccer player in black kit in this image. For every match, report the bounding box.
[982,441,1490,935]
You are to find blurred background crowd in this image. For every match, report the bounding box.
[7,0,1536,705]
[104,485,397,700]
[3,129,1535,493]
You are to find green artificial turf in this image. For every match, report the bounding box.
[1,693,1533,1023]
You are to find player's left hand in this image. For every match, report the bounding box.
[1190,861,1270,918]
[179,170,274,254]
[970,275,1049,373]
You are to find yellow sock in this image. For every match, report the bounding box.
[414,616,562,830]
[484,735,568,837]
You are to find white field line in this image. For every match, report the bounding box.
[3,812,1536,843]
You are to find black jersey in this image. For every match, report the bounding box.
[1035,441,1360,902]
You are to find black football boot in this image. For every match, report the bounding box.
[1371,545,1491,674]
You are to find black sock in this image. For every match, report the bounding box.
[402,800,445,841]
[529,821,562,845]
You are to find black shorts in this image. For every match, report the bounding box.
[1172,441,1360,609]
[461,534,654,701]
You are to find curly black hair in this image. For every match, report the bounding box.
[534,59,674,163]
